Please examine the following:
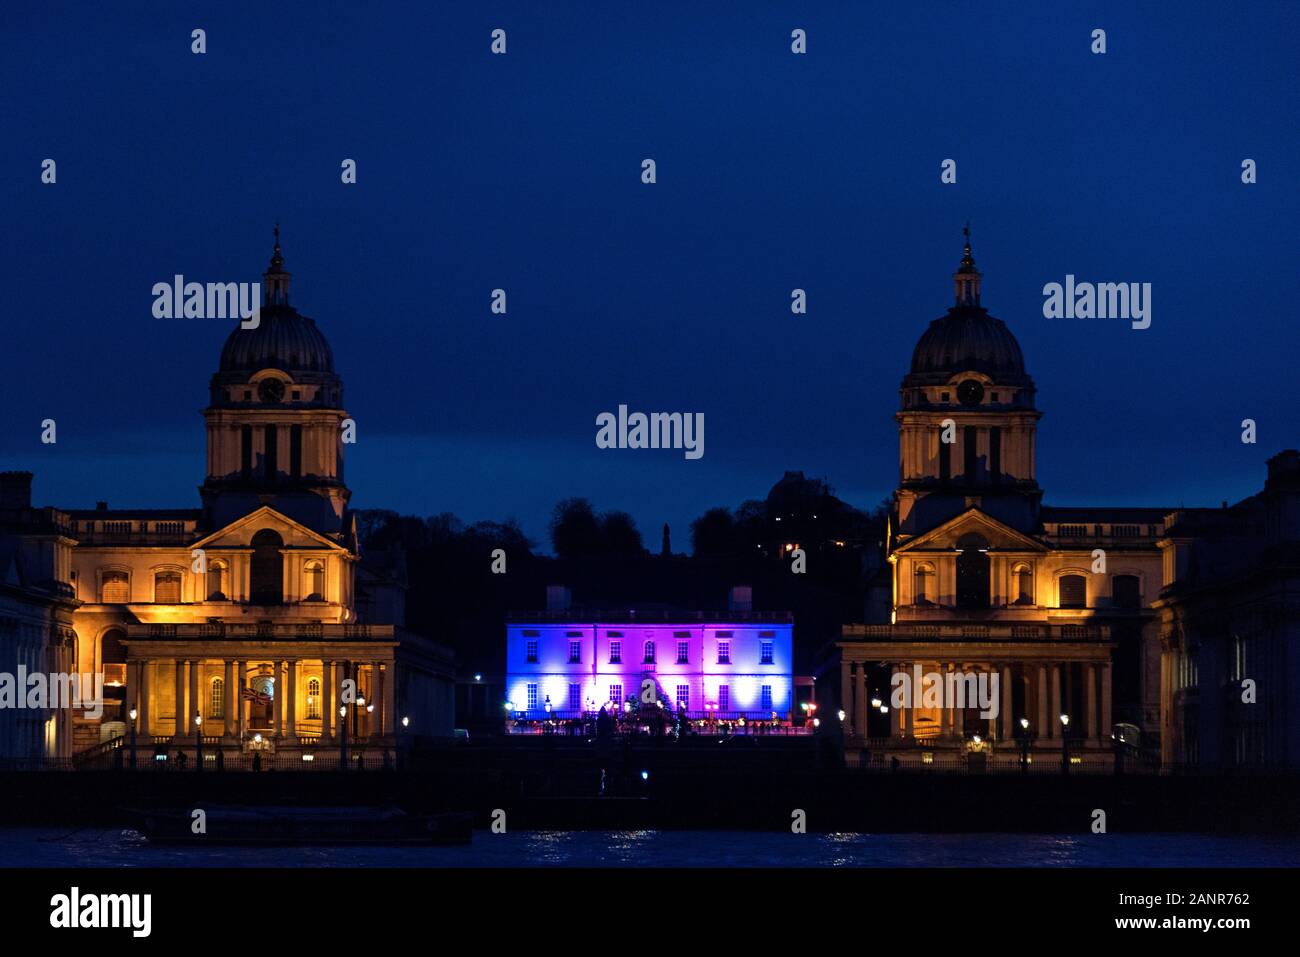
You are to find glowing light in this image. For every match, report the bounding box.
[1020,717,1029,730]
[1060,713,1070,727]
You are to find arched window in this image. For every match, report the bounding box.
[955,533,990,610]
[1112,574,1141,609]
[101,571,129,604]
[304,560,325,601]
[913,563,935,605]
[643,641,655,664]
[154,571,182,603]
[1059,574,1087,609]
[206,560,228,601]
[1013,563,1034,604]
[307,677,321,719]
[250,529,284,604]
[210,677,225,719]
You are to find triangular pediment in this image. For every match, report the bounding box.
[894,507,1047,554]
[192,505,348,552]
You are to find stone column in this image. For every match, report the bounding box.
[1037,665,1048,739]
[889,664,902,738]
[139,660,151,738]
[189,658,200,735]
[840,658,852,728]
[286,659,298,739]
[223,659,235,737]
[1048,665,1061,742]
[903,663,915,740]
[1000,665,1013,741]
[321,659,334,740]
[853,663,867,737]
[939,664,951,738]
[234,660,246,739]
[174,659,186,737]
[125,659,136,735]
[274,660,285,738]
[1101,662,1113,742]
[1086,664,1099,741]
[382,662,395,737]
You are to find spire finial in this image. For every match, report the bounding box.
[953,222,982,306]
[264,221,290,305]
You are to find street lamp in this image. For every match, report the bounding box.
[1060,713,1071,775]
[128,705,138,770]
[194,711,203,772]
[1019,717,1031,774]
[339,704,349,769]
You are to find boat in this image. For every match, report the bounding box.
[126,805,473,846]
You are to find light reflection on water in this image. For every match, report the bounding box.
[2,828,1298,868]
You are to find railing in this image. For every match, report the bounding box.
[133,622,394,640]
[507,610,794,623]
[843,623,1111,642]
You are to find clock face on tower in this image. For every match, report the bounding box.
[957,379,985,406]
[257,378,285,404]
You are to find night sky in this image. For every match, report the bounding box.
[3,2,1297,550]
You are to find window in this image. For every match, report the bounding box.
[568,683,582,711]
[304,560,325,601]
[1112,574,1141,609]
[306,677,321,719]
[1059,575,1087,609]
[206,560,228,600]
[609,684,622,709]
[761,685,773,712]
[675,685,689,711]
[154,571,182,603]
[101,571,129,604]
[676,641,689,664]
[643,641,655,664]
[609,640,621,664]
[209,677,225,719]
[760,641,774,665]
[526,684,538,710]
[717,640,731,664]
[250,528,284,604]
[568,640,581,663]
[718,685,730,712]
[914,563,935,605]
[1014,564,1033,604]
[525,640,538,663]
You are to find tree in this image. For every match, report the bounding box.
[550,498,602,559]
[600,510,644,556]
[691,507,736,556]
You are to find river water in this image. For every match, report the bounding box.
[3,828,1298,867]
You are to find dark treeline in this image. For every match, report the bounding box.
[355,471,889,678]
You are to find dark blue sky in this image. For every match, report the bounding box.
[3,2,1297,549]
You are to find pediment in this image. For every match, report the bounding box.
[192,506,347,552]
[894,507,1046,554]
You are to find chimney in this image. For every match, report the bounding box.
[728,585,753,612]
[546,585,572,613]
[0,472,33,509]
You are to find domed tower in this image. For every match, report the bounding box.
[895,228,1042,537]
[200,228,351,536]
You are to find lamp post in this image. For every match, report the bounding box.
[194,712,203,772]
[1019,717,1031,774]
[1060,713,1071,776]
[128,705,138,770]
[339,705,348,770]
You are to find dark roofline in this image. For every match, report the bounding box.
[1041,506,1174,522]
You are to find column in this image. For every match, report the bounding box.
[853,663,867,736]
[1000,665,1013,741]
[223,660,235,737]
[235,660,246,739]
[939,664,951,737]
[139,660,151,738]
[321,659,334,740]
[1037,665,1048,738]
[189,658,200,735]
[840,659,852,728]
[889,664,902,738]
[1101,662,1113,742]
[125,659,136,735]
[382,662,395,737]
[174,659,186,737]
[1048,665,1061,741]
[274,659,284,738]
[903,663,915,740]
[1086,664,1099,741]
[286,659,298,738]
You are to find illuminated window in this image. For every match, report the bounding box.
[609,640,621,664]
[206,560,228,601]
[676,685,689,711]
[643,641,655,664]
[1059,575,1087,609]
[304,560,325,601]
[568,640,581,663]
[676,641,689,664]
[568,684,581,711]
[307,677,321,719]
[914,563,935,605]
[525,640,538,663]
[154,571,182,604]
[760,641,774,665]
[527,684,538,710]
[717,640,730,664]
[1013,563,1033,604]
[209,677,225,719]
[101,571,129,604]
[609,684,622,707]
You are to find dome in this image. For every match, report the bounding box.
[908,305,1026,382]
[218,305,335,374]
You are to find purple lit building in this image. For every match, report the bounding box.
[505,588,794,721]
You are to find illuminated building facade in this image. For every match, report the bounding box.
[505,590,794,721]
[51,235,453,766]
[826,233,1165,769]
